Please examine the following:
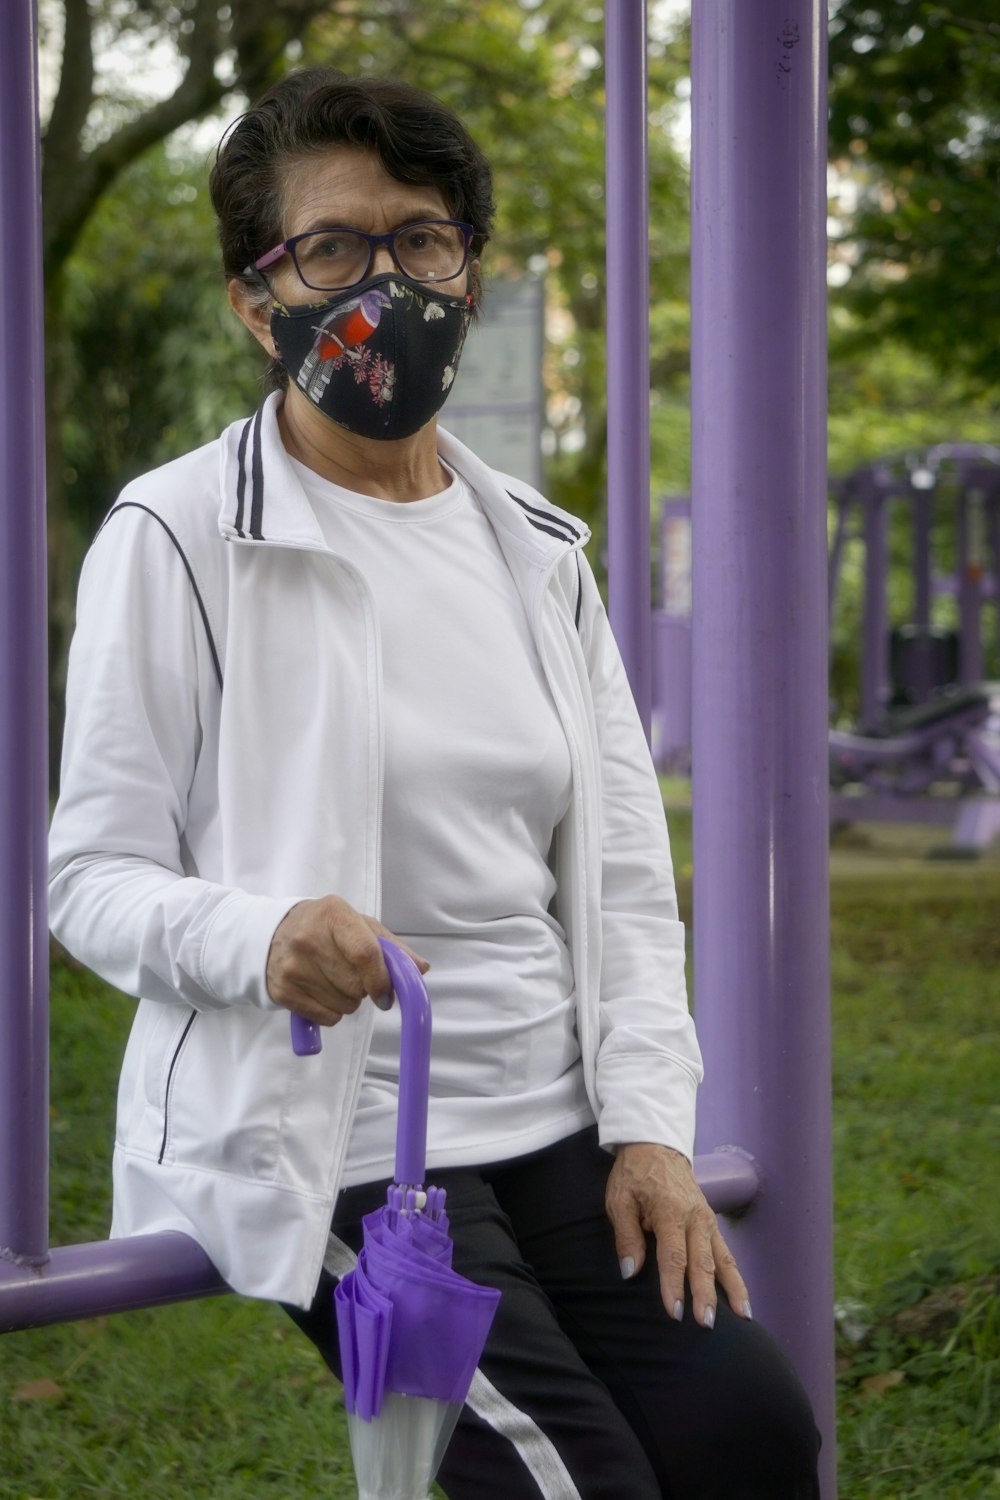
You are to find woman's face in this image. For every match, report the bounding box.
[267,146,469,307]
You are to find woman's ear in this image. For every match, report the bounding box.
[227,278,278,357]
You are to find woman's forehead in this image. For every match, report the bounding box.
[280,147,451,236]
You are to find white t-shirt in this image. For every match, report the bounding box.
[292,459,595,1183]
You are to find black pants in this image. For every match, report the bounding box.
[286,1127,821,1499]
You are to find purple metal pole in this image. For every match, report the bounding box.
[957,494,984,686]
[690,6,836,1498]
[604,0,652,738]
[827,492,849,628]
[989,497,1000,667]
[913,488,932,636]
[0,1158,755,1333]
[862,476,888,730]
[0,1234,227,1333]
[0,0,50,1268]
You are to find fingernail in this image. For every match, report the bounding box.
[743,1299,754,1321]
[373,993,393,1011]
[703,1305,716,1330]
[620,1257,636,1280]
[672,1299,684,1323]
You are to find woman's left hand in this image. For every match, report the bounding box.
[605,1142,751,1329]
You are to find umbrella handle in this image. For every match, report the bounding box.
[290,1014,323,1056]
[288,939,431,1186]
[378,937,432,1190]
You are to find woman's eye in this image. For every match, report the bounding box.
[311,236,349,259]
[298,232,361,264]
[403,228,437,253]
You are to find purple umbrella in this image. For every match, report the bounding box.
[295,940,500,1499]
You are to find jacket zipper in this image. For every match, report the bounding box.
[224,540,383,1235]
[158,1011,197,1164]
[221,482,589,1235]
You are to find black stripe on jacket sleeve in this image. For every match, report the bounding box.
[100,502,224,691]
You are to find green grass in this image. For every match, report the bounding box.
[828,879,1000,1500]
[2,963,361,1500]
[2,810,999,1498]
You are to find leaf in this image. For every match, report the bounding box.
[859,1369,906,1397]
[11,1378,65,1402]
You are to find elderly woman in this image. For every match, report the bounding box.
[49,68,819,1498]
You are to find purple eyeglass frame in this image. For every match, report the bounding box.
[244,219,475,290]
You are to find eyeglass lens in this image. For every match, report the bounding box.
[292,222,468,290]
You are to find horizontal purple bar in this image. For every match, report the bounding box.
[830,793,962,827]
[694,1149,761,1217]
[0,1233,227,1333]
[0,1153,757,1334]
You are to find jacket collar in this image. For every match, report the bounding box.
[217,392,591,567]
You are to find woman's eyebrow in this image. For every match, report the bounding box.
[295,206,451,235]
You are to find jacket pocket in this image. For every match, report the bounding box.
[158,1010,198,1164]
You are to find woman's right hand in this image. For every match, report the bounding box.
[265,895,429,1027]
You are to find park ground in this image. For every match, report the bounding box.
[1,795,998,1499]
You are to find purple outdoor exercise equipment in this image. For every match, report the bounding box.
[0,1,836,1496]
[828,445,1000,852]
[654,447,1000,856]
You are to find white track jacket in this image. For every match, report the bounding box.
[48,394,701,1309]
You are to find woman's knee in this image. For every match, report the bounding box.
[693,1304,822,1498]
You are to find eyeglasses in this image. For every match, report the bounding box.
[246,220,475,293]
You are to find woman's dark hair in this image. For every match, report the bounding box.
[210,66,495,287]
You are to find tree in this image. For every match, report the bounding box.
[828,1,1000,393]
[41,0,340,781]
[61,142,265,549]
[50,2,694,604]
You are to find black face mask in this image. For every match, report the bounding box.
[270,272,475,442]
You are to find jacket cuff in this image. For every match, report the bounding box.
[199,891,301,1010]
[596,1058,699,1162]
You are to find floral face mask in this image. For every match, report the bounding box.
[270,272,475,442]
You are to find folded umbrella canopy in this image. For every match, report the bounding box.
[297,938,500,1500]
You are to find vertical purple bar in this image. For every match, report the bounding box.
[989,498,1000,667]
[690,5,835,1496]
[861,476,888,730]
[827,492,849,624]
[956,495,983,686]
[913,489,932,634]
[0,0,50,1266]
[604,0,651,738]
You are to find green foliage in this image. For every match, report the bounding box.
[58,3,1000,552]
[48,1,1000,732]
[828,332,1000,478]
[61,142,264,537]
[829,0,1000,394]
[56,1,693,553]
